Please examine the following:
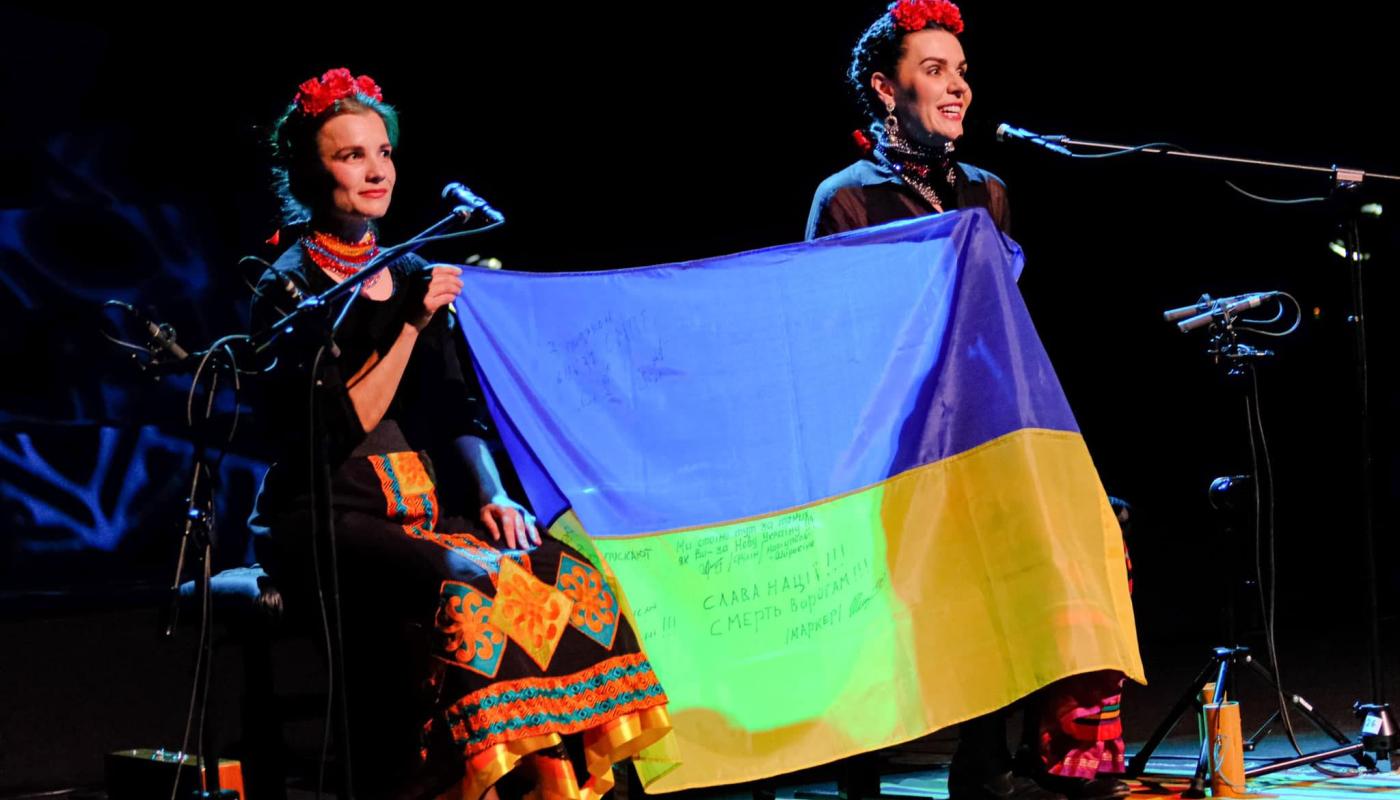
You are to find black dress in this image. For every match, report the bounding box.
[806,158,1010,239]
[249,240,671,800]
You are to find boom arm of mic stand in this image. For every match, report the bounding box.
[1057,137,1400,183]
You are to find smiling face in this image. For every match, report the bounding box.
[872,27,971,145]
[315,110,396,221]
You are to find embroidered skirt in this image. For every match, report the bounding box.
[326,449,672,799]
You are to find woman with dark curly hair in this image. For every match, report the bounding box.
[248,67,671,800]
[805,5,1127,800]
[806,0,1007,240]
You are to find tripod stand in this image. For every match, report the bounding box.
[1125,317,1393,794]
[1126,645,1375,794]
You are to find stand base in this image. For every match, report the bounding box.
[1127,646,1376,793]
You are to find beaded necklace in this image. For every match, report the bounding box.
[874,128,959,212]
[302,230,384,290]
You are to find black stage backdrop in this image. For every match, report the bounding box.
[2,2,1398,792]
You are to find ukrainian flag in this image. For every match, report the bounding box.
[451,208,1143,791]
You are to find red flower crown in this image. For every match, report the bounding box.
[294,67,384,116]
[890,0,964,35]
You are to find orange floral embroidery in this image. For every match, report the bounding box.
[436,581,506,678]
[488,558,574,670]
[558,562,616,635]
[555,555,620,649]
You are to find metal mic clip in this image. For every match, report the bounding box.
[443,182,505,224]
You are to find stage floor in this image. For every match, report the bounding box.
[3,733,1394,800]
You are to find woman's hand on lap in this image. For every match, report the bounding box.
[480,496,542,550]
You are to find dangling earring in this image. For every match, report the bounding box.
[884,101,900,140]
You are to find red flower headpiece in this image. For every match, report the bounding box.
[890,0,964,35]
[294,68,384,116]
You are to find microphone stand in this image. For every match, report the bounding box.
[129,334,240,799]
[1009,127,1397,767]
[1335,182,1386,709]
[1125,319,1385,792]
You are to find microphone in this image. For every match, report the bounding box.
[1176,292,1280,333]
[275,271,306,303]
[1162,293,1258,322]
[258,265,307,306]
[142,317,190,361]
[106,301,190,361]
[442,182,504,224]
[1163,294,1221,323]
[995,122,1073,156]
[1209,474,1253,513]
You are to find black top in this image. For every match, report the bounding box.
[248,244,491,521]
[805,159,1011,239]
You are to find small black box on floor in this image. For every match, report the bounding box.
[105,748,243,800]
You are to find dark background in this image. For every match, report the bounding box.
[2,2,1398,793]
